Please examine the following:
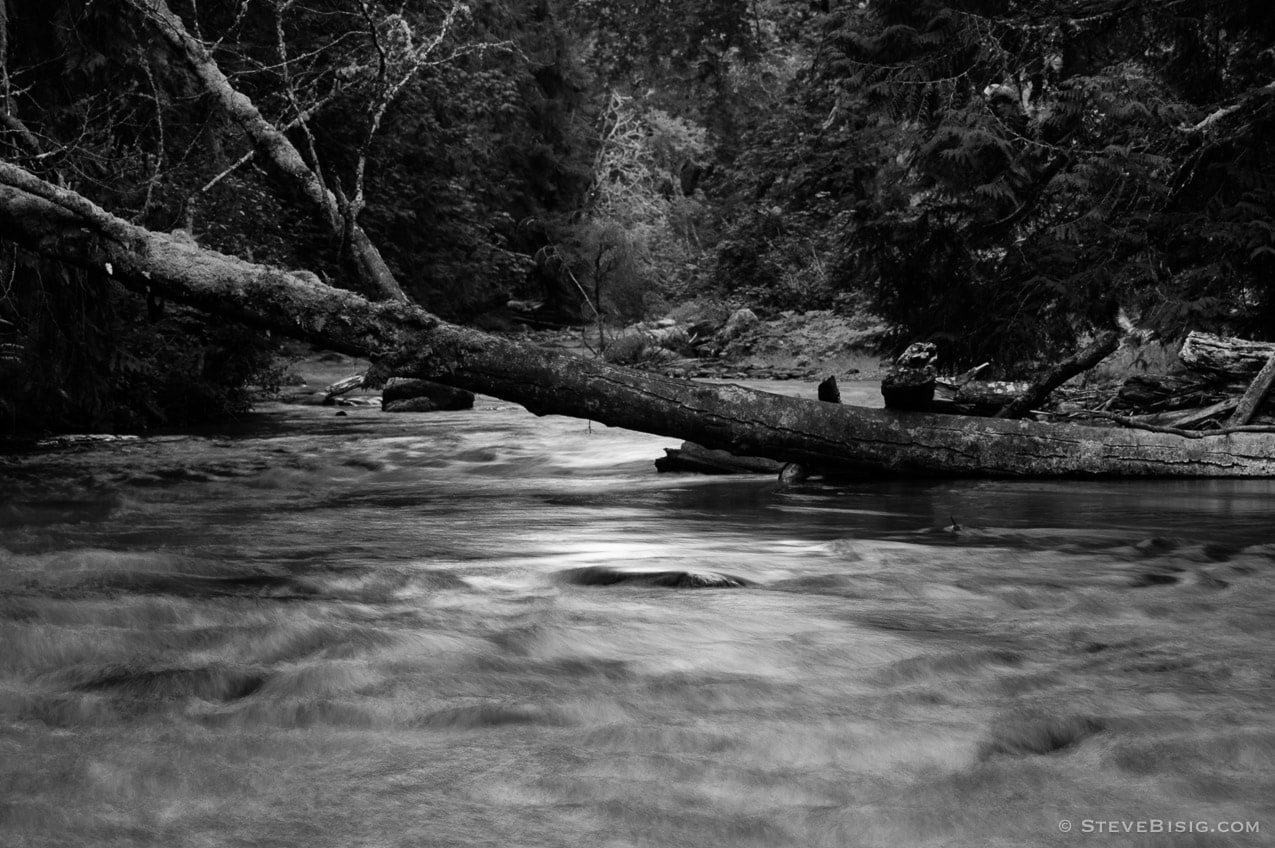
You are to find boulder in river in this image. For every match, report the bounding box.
[381,379,475,413]
[557,566,751,588]
[881,341,938,410]
[718,307,759,342]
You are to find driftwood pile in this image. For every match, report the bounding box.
[1051,332,1275,437]
[889,330,1275,437]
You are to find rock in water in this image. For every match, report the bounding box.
[719,307,759,341]
[556,566,751,588]
[779,463,810,483]
[381,379,475,412]
[382,397,442,413]
[882,341,938,410]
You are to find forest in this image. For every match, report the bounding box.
[2,0,1274,434]
[6,8,1275,842]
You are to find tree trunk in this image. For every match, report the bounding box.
[5,162,1275,477]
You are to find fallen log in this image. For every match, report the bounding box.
[1180,331,1275,376]
[657,376,844,475]
[655,442,785,475]
[1228,354,1275,426]
[1155,399,1238,430]
[932,380,1032,416]
[996,330,1121,419]
[323,373,367,400]
[6,162,1275,477]
[1064,410,1275,439]
[954,381,1031,408]
[1115,372,1235,412]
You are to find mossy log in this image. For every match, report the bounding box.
[5,162,1275,477]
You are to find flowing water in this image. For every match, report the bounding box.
[2,383,1273,847]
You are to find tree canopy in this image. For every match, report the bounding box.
[719,0,1275,365]
[3,0,1275,431]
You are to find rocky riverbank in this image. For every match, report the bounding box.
[273,308,891,407]
[520,307,890,382]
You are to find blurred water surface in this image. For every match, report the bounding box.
[2,385,1273,847]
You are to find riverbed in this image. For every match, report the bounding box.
[2,384,1273,846]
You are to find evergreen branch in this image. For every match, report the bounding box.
[974,0,1198,29]
[1181,80,1275,134]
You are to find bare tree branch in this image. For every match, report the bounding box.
[274,0,326,184]
[128,0,408,302]
[348,1,484,217]
[194,86,348,197]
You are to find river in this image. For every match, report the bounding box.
[2,382,1273,847]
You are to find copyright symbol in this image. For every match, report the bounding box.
[1059,820,1073,833]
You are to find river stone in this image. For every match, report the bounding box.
[556,566,751,588]
[719,307,759,341]
[882,341,938,410]
[978,716,1105,760]
[383,397,442,413]
[381,379,474,412]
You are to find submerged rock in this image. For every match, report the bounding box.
[556,566,751,589]
[979,716,1105,760]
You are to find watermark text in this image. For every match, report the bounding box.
[1057,819,1260,835]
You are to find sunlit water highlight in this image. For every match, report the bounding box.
[2,384,1274,847]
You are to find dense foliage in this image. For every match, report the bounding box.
[1,0,594,430]
[4,0,1275,432]
[0,0,290,431]
[716,0,1275,369]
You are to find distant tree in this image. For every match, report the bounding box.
[708,2,861,311]
[717,0,1275,370]
[350,0,595,317]
[843,0,1275,365]
[556,0,821,322]
[560,90,712,326]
